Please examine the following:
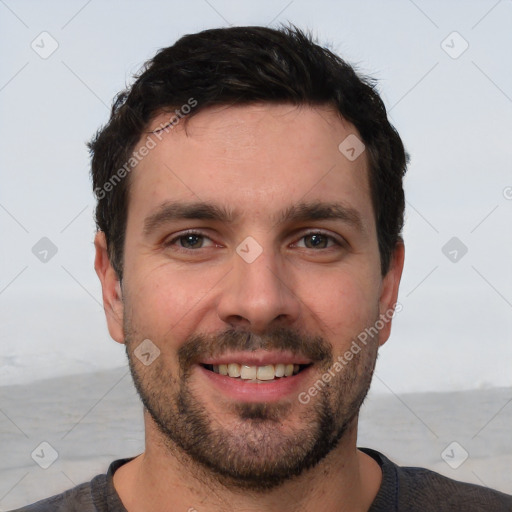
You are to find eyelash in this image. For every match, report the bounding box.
[164,229,344,251]
[164,230,217,250]
[293,230,345,249]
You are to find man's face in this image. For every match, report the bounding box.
[99,104,403,490]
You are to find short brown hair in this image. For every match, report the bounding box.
[89,25,407,279]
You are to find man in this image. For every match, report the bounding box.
[15,25,512,511]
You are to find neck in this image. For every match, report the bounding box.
[114,412,382,512]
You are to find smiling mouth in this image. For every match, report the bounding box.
[201,363,312,381]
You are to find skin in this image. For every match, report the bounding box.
[95,103,405,512]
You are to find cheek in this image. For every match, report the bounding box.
[124,259,225,338]
[303,265,380,342]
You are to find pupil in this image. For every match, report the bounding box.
[183,235,201,248]
[307,234,326,248]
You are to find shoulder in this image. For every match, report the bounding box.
[397,465,512,510]
[8,457,133,511]
[7,479,99,511]
[361,448,512,512]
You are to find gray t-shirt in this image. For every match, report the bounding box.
[10,448,512,511]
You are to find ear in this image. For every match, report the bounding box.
[377,241,405,346]
[94,231,125,344]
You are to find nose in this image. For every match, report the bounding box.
[217,245,301,334]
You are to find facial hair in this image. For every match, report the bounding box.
[124,323,378,492]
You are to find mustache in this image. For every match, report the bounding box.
[178,326,333,371]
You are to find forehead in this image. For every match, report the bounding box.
[128,103,374,231]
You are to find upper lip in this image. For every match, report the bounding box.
[199,350,312,366]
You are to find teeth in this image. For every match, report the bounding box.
[227,363,241,378]
[210,363,306,380]
[240,365,257,380]
[256,365,275,381]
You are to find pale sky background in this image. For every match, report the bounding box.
[1,0,511,393]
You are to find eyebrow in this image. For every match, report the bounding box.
[143,202,236,235]
[275,202,363,231]
[143,200,364,236]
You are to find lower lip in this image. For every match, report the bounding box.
[197,364,313,403]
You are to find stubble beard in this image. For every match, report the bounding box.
[124,320,378,492]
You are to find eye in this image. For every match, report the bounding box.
[165,231,215,250]
[294,232,341,249]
